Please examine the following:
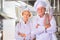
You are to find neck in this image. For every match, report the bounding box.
[39,14,45,18]
[23,18,28,24]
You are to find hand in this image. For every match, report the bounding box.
[45,24,51,29]
[18,32,26,37]
[22,33,26,37]
[36,24,40,28]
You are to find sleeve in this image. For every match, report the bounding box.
[46,16,57,33]
[36,26,45,34]
[15,23,21,39]
[31,17,38,35]
[30,20,36,40]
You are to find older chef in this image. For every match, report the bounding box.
[35,0,54,16]
[34,0,54,24]
[15,9,32,40]
[31,1,57,40]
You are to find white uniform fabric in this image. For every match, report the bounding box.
[32,15,57,40]
[34,0,54,15]
[15,19,32,40]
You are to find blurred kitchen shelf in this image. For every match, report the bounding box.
[0,12,14,19]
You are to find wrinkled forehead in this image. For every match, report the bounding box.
[37,5,46,9]
[22,10,31,15]
[37,6,46,11]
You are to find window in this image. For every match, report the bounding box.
[0,0,3,12]
[0,0,1,11]
[49,0,60,12]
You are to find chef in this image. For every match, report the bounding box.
[35,0,54,16]
[31,1,57,40]
[15,8,32,40]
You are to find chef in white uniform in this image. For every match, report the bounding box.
[34,0,54,24]
[31,1,57,40]
[15,9,32,40]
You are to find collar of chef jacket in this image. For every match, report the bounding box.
[19,18,31,25]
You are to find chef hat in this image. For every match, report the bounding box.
[34,1,47,11]
[22,7,30,12]
[20,7,32,17]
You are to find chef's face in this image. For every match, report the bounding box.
[37,6,46,16]
[22,10,31,20]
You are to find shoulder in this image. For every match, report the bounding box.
[32,16,38,20]
[16,22,21,28]
[31,16,39,24]
[51,16,55,20]
[50,16,56,22]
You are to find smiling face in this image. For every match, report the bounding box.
[22,10,31,22]
[37,6,46,17]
